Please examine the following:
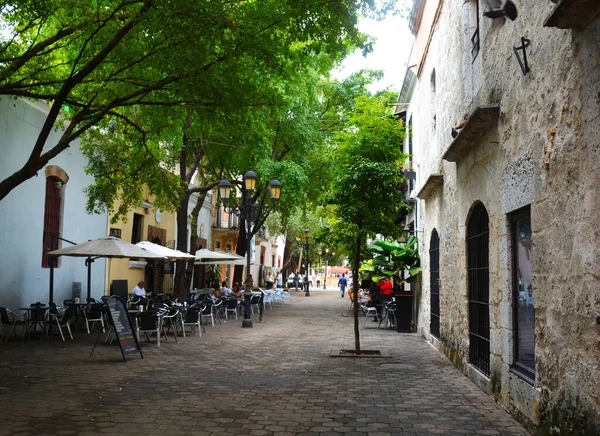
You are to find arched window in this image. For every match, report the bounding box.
[429,229,440,338]
[467,202,490,376]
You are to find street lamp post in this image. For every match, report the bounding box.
[324,248,328,289]
[218,169,282,328]
[318,249,322,288]
[304,228,311,296]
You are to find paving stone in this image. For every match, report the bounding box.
[0,290,530,436]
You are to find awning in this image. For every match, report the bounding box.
[329,266,349,275]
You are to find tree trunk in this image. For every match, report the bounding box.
[184,192,206,292]
[173,191,191,298]
[282,234,293,273]
[353,234,362,354]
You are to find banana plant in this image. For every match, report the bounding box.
[359,236,421,284]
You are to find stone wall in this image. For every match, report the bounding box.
[408,0,600,432]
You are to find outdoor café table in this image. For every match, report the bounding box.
[19,305,49,339]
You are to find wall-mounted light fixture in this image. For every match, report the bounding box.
[514,37,531,75]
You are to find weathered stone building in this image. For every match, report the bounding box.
[399,0,600,432]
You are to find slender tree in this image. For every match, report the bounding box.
[326,90,408,354]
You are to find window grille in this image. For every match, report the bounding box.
[467,203,490,376]
[470,0,480,61]
[430,229,440,338]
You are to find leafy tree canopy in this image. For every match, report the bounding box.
[0,0,397,202]
[326,90,407,244]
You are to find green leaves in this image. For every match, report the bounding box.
[360,236,421,284]
[1,0,394,202]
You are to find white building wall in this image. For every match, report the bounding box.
[0,97,108,311]
[187,190,213,252]
[408,0,600,431]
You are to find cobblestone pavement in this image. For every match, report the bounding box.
[0,289,530,436]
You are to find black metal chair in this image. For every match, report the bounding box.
[160,306,180,341]
[27,302,47,339]
[378,301,397,329]
[130,295,149,311]
[84,303,105,334]
[199,301,216,327]
[136,311,164,347]
[359,302,379,328]
[212,299,224,324]
[250,294,261,315]
[181,306,203,337]
[0,307,27,342]
[47,305,75,341]
[223,299,238,321]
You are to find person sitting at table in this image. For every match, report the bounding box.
[365,280,380,304]
[232,284,243,300]
[132,281,151,297]
[211,288,222,299]
[221,281,233,297]
[378,277,393,303]
[347,287,365,302]
[369,278,392,321]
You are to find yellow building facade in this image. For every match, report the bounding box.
[106,187,176,297]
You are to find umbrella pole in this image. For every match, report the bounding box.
[85,257,93,302]
[49,260,54,305]
[107,258,112,296]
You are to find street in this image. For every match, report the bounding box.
[0,290,530,435]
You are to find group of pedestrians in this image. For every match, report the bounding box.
[264,271,355,295]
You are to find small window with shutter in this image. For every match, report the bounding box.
[42,177,63,268]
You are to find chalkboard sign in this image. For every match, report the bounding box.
[106,296,142,361]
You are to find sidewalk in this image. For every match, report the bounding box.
[0,289,530,435]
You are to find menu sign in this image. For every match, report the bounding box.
[107,296,142,361]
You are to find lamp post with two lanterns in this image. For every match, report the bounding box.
[217,169,282,328]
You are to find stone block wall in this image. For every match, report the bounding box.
[409,0,600,432]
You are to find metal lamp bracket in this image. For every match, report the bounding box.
[514,37,531,75]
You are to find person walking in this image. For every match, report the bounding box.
[338,274,347,298]
[294,273,300,291]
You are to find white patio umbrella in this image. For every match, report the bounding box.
[135,241,195,259]
[199,252,254,265]
[49,236,166,259]
[194,249,240,264]
[47,236,165,303]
